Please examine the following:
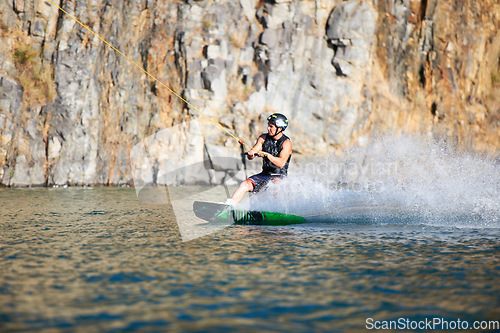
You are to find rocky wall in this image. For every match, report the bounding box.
[0,0,498,186]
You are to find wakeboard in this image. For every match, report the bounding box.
[193,201,305,226]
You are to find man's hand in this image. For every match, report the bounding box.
[256,151,269,158]
[247,149,256,160]
[247,134,266,161]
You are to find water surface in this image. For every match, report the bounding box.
[1,187,499,332]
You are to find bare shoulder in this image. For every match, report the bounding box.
[282,138,292,151]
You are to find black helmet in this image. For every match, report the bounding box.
[267,113,288,131]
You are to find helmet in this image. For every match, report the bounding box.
[267,113,288,131]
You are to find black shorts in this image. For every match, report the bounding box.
[247,173,285,193]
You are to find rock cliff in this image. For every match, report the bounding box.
[0,0,498,186]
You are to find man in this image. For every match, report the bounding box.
[227,113,292,205]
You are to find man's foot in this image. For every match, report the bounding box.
[224,198,236,206]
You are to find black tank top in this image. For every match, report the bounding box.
[262,134,291,176]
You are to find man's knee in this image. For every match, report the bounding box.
[243,179,254,191]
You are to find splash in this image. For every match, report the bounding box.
[249,134,500,227]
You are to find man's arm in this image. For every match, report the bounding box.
[260,139,292,168]
[247,134,266,160]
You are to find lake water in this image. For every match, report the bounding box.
[1,186,499,332]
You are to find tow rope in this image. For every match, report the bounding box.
[46,0,252,150]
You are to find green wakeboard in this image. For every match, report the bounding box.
[193,201,305,226]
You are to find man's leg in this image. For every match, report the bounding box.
[230,179,255,204]
[271,176,283,184]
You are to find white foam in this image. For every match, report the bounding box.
[250,133,500,227]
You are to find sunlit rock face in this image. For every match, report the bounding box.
[0,0,498,186]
